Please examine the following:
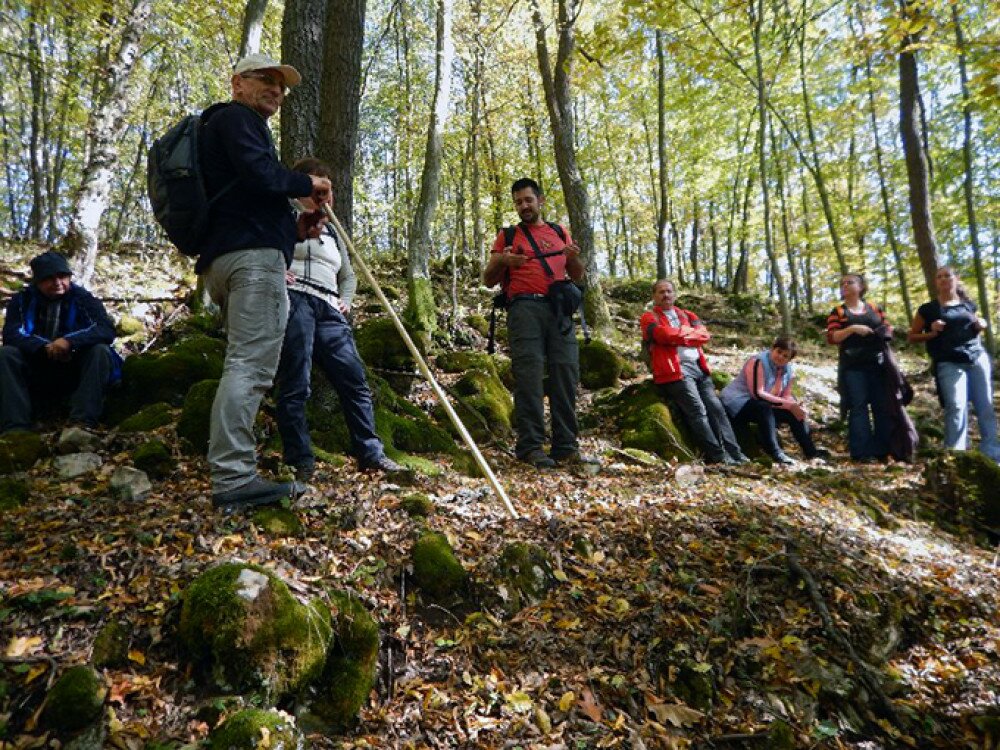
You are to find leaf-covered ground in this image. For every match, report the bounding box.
[2,247,999,748]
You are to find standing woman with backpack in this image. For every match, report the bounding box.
[908,266,1000,462]
[826,274,893,462]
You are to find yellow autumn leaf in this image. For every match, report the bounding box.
[559,691,576,712]
[5,635,42,658]
[552,569,568,582]
[128,650,146,665]
[505,691,533,713]
[25,663,48,684]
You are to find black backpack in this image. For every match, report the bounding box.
[146,114,234,256]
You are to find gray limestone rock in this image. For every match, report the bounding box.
[57,427,102,455]
[109,467,152,502]
[54,452,103,479]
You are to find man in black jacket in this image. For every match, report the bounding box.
[0,251,120,432]
[198,53,332,510]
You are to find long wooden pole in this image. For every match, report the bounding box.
[321,204,518,519]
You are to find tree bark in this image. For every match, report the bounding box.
[655,30,669,281]
[59,0,153,286]
[405,0,454,345]
[469,0,484,269]
[530,0,612,338]
[281,0,327,164]
[26,0,46,239]
[770,118,799,313]
[238,0,269,58]
[898,2,939,296]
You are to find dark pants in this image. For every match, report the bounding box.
[842,365,890,460]
[275,292,384,469]
[0,344,114,431]
[508,298,579,459]
[731,399,817,458]
[659,374,742,462]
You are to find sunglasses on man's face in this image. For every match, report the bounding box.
[240,72,288,94]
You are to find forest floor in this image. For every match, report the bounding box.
[1,245,999,749]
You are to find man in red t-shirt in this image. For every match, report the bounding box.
[483,177,594,469]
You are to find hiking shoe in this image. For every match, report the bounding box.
[726,453,751,465]
[771,451,795,466]
[359,455,405,473]
[552,450,601,469]
[292,463,315,482]
[521,450,556,469]
[212,476,296,511]
[807,448,832,460]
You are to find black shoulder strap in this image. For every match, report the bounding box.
[503,225,517,248]
[519,223,556,279]
[545,221,567,242]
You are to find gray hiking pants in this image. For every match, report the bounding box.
[203,248,288,493]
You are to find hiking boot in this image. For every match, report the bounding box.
[552,450,601,469]
[212,476,296,511]
[292,463,315,482]
[726,452,751,465]
[807,447,832,460]
[359,455,405,474]
[771,451,795,466]
[521,449,556,469]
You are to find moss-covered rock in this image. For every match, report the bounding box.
[118,402,174,433]
[411,532,466,600]
[435,351,498,376]
[593,382,697,461]
[405,276,437,352]
[0,477,30,511]
[924,450,1000,530]
[354,318,419,395]
[0,430,43,474]
[579,339,622,390]
[437,368,513,442]
[40,665,106,732]
[496,542,556,612]
[178,563,333,697]
[767,719,796,750]
[252,507,303,537]
[116,315,145,339]
[207,708,303,750]
[176,379,218,455]
[465,314,490,337]
[607,278,654,303]
[400,492,435,517]
[132,439,175,480]
[710,370,732,391]
[91,619,129,669]
[495,356,514,390]
[450,451,484,478]
[310,591,379,728]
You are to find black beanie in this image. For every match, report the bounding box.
[30,251,72,281]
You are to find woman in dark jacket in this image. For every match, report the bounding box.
[908,266,999,462]
[825,274,892,461]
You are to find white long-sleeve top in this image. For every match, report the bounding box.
[288,225,358,309]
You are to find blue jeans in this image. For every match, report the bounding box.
[731,398,817,458]
[659,375,743,462]
[276,291,384,468]
[936,350,1000,461]
[842,365,890,459]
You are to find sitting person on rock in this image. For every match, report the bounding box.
[721,336,826,465]
[640,279,749,465]
[0,251,121,432]
[274,157,403,481]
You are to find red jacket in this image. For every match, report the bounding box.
[640,306,711,384]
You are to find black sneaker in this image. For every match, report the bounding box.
[808,448,832,460]
[727,453,751,465]
[771,451,795,466]
[521,450,556,469]
[292,463,315,482]
[212,477,296,511]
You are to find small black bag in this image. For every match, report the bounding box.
[547,279,583,319]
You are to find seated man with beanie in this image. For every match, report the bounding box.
[0,251,120,432]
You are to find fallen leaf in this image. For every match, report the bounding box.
[578,688,604,723]
[648,702,704,728]
[559,691,576,712]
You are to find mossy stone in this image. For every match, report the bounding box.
[132,439,175,480]
[116,316,144,338]
[178,563,333,697]
[578,339,622,390]
[595,382,697,461]
[411,532,466,600]
[0,430,43,474]
[207,708,303,750]
[354,317,419,395]
[495,356,514,390]
[435,351,498,376]
[311,591,379,728]
[118,402,174,433]
[710,370,732,391]
[437,368,513,441]
[177,379,218,455]
[252,507,303,536]
[925,450,1000,529]
[767,719,796,750]
[465,314,489,337]
[400,492,435,517]
[91,619,129,669]
[451,451,483,478]
[496,542,556,612]
[40,665,106,732]
[607,279,653,303]
[0,477,29,511]
[389,452,442,477]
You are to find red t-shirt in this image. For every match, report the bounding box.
[490,223,572,297]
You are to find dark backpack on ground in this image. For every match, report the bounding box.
[147,114,235,256]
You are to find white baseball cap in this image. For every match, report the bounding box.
[233,53,302,88]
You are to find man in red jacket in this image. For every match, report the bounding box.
[640,279,748,465]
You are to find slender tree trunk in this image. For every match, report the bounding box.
[60,0,153,285]
[405,0,453,345]
[0,68,24,236]
[26,0,46,239]
[469,0,485,269]
[770,119,799,313]
[655,30,669,281]
[689,199,700,285]
[799,165,814,312]
[530,0,612,337]
[751,0,789,332]
[708,200,719,287]
[238,0,269,58]
[317,0,366,235]
[898,2,939,296]
[281,0,326,163]
[734,164,754,294]
[952,4,993,353]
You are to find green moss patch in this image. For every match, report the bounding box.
[176,379,218,455]
[41,665,106,732]
[594,382,697,461]
[924,450,1000,531]
[355,318,420,395]
[465,314,490,337]
[132,439,175,480]
[496,542,556,612]
[579,339,622,390]
[0,431,43,475]
[178,563,333,697]
[252,507,303,537]
[207,708,302,750]
[400,492,435,517]
[412,532,467,600]
[118,402,174,433]
[0,477,30,511]
[435,351,498,376]
[436,368,513,442]
[91,619,130,669]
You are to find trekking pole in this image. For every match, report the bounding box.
[320,204,519,520]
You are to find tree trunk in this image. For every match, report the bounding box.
[799,164,815,312]
[59,0,153,286]
[689,199,700,285]
[898,3,939,296]
[27,0,46,239]
[281,0,327,164]
[238,0,269,58]
[530,0,612,337]
[733,163,754,294]
[469,0,485,269]
[751,0,789,332]
[770,118,799,313]
[317,0,366,235]
[708,200,719,287]
[405,0,454,346]
[952,5,992,353]
[655,29,669,281]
